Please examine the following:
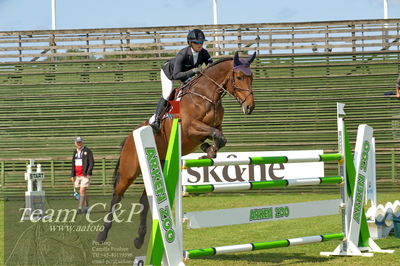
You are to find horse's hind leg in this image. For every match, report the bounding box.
[134,189,149,249]
[97,168,138,243]
[97,134,141,244]
[97,192,122,243]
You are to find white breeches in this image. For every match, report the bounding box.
[150,69,174,124]
[161,69,174,100]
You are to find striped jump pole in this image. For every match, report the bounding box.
[183,153,342,168]
[184,176,343,193]
[185,233,344,259]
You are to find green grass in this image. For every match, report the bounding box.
[0,193,399,265]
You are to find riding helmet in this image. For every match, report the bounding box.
[187,29,207,43]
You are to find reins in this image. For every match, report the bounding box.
[182,62,253,106]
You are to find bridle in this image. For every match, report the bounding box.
[185,66,253,106]
[229,70,254,106]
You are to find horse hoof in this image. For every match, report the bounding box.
[97,231,108,243]
[200,143,210,153]
[208,152,217,158]
[134,237,144,249]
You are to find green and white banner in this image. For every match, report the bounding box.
[133,126,184,266]
[348,124,373,248]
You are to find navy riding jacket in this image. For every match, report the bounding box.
[162,46,212,82]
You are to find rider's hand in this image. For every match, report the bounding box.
[192,65,204,74]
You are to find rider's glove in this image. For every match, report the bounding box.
[192,65,204,74]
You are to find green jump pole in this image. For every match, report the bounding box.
[186,233,344,259]
[184,176,343,193]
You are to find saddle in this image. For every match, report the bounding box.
[159,87,184,121]
[160,76,198,120]
[168,87,184,102]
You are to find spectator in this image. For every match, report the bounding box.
[70,137,94,213]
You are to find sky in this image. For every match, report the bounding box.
[0,0,399,31]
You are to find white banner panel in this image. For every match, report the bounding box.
[182,150,324,185]
[184,199,341,229]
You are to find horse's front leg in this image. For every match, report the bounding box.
[189,122,226,158]
[200,127,227,158]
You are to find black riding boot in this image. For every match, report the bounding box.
[150,97,168,133]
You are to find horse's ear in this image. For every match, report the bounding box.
[234,51,241,66]
[248,52,256,64]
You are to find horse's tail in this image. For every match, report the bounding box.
[112,137,127,190]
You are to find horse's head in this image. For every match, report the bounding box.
[229,52,256,115]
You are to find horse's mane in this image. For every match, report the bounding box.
[181,57,233,92]
[184,57,233,88]
[206,57,233,69]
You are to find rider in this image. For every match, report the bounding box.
[149,29,213,132]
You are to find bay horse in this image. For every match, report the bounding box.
[97,51,256,248]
